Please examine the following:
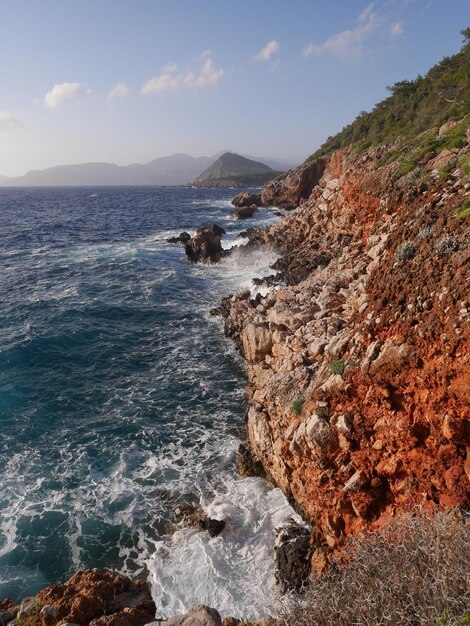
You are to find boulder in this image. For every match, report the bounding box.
[33,569,156,626]
[0,599,19,625]
[185,225,226,263]
[231,192,262,208]
[231,205,257,220]
[148,605,221,626]
[173,503,226,537]
[274,521,311,593]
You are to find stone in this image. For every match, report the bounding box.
[160,605,222,626]
[231,205,257,220]
[173,503,225,538]
[261,158,326,209]
[304,413,338,456]
[343,470,368,493]
[89,609,153,626]
[241,323,273,363]
[236,442,266,478]
[231,192,262,208]
[185,225,226,263]
[0,599,18,625]
[274,521,311,593]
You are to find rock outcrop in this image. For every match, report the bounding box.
[185,225,226,264]
[223,130,470,574]
[173,503,226,537]
[231,205,257,220]
[2,569,155,626]
[231,192,262,208]
[261,159,326,209]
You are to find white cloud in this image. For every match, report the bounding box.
[303,4,387,61]
[141,56,224,95]
[44,82,81,109]
[0,111,24,131]
[390,21,404,36]
[253,40,280,61]
[107,82,130,103]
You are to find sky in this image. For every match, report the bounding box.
[0,0,468,176]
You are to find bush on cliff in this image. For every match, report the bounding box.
[278,510,469,626]
[307,28,470,161]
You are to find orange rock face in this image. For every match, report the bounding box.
[223,136,470,572]
[15,569,156,626]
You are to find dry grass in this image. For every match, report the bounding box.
[277,510,469,626]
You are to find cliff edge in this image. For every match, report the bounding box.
[221,118,469,573]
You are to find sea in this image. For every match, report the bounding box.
[0,186,301,619]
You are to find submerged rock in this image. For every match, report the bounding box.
[173,503,226,537]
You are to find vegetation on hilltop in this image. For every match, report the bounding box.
[307,28,470,161]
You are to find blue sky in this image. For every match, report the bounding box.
[0,0,468,176]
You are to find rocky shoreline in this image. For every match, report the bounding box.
[215,126,469,574]
[2,120,468,625]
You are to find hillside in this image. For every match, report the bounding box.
[192,152,281,187]
[211,30,470,616]
[308,28,470,162]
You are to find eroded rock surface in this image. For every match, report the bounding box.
[223,135,469,574]
[2,569,155,626]
[185,225,226,263]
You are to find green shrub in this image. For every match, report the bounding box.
[305,29,470,161]
[397,160,417,176]
[456,197,470,218]
[291,396,305,416]
[330,360,346,375]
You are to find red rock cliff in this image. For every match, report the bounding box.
[222,127,470,572]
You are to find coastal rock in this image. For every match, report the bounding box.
[231,192,262,208]
[152,605,221,626]
[236,442,266,478]
[173,503,226,537]
[231,205,257,220]
[167,232,191,244]
[185,225,226,263]
[261,158,325,209]
[0,599,18,624]
[24,568,157,626]
[219,133,469,570]
[274,521,311,593]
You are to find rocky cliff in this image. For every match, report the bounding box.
[220,120,469,573]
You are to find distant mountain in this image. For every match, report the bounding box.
[0,153,214,187]
[192,152,281,187]
[0,151,289,187]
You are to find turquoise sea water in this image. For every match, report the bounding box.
[0,187,299,618]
